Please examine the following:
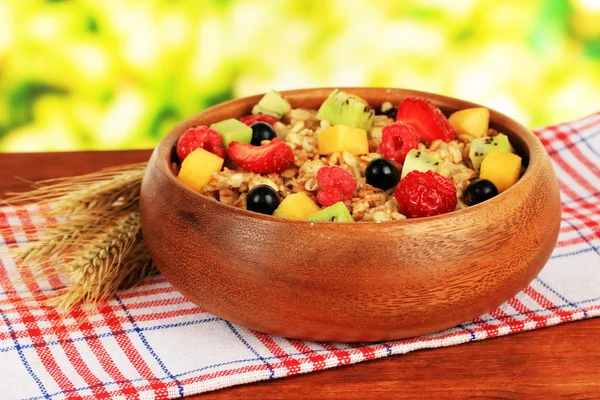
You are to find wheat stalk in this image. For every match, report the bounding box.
[48,212,156,309]
[2,163,146,214]
[0,163,157,311]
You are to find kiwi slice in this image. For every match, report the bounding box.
[400,149,441,179]
[210,118,252,147]
[469,134,513,172]
[308,202,354,223]
[317,89,374,130]
[251,90,291,118]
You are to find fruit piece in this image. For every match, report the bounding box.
[349,93,368,105]
[463,179,499,206]
[396,97,456,143]
[395,170,457,218]
[316,166,357,206]
[210,118,253,148]
[308,202,354,223]
[178,148,224,192]
[365,158,400,190]
[273,192,320,220]
[479,151,522,193]
[240,114,279,127]
[379,122,420,163]
[317,125,369,155]
[176,126,226,162]
[448,107,490,139]
[227,138,294,174]
[400,149,441,179]
[251,90,291,118]
[468,133,513,172]
[250,122,277,146]
[317,89,374,130]
[247,185,280,215]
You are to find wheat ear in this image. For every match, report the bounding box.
[0,163,157,310]
[48,212,157,309]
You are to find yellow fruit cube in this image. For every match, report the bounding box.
[479,151,522,193]
[448,107,490,138]
[318,125,369,155]
[273,192,320,220]
[178,148,224,192]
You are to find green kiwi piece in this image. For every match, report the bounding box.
[469,133,513,172]
[210,118,252,147]
[400,149,441,179]
[317,89,374,130]
[251,90,291,118]
[308,202,354,223]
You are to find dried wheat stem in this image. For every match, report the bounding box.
[47,212,152,309]
[1,164,146,267]
[54,169,144,216]
[1,163,146,214]
[0,162,157,311]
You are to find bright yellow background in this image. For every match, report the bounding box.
[1,0,599,152]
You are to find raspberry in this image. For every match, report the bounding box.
[177,126,226,162]
[394,170,457,218]
[379,122,420,163]
[240,114,279,127]
[316,166,357,206]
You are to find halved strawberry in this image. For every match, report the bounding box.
[227,138,294,174]
[396,98,456,143]
[240,114,279,127]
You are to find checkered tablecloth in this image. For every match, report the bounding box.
[1,113,599,400]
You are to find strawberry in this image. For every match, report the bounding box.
[240,114,279,127]
[227,138,294,174]
[396,98,456,143]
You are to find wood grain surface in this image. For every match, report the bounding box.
[140,88,562,342]
[0,150,598,399]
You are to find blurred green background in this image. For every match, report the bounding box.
[1,0,599,152]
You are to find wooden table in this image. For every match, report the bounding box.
[1,150,599,399]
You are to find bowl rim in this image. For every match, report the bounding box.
[153,87,545,225]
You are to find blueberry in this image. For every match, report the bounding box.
[365,158,400,190]
[247,185,280,215]
[383,106,397,120]
[464,179,499,206]
[250,122,277,146]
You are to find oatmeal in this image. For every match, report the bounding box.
[176,89,523,221]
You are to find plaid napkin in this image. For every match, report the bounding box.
[1,113,599,400]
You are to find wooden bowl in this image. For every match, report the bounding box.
[140,88,561,342]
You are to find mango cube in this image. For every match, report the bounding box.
[318,125,369,155]
[449,107,490,139]
[273,192,320,220]
[479,150,522,193]
[178,148,224,192]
